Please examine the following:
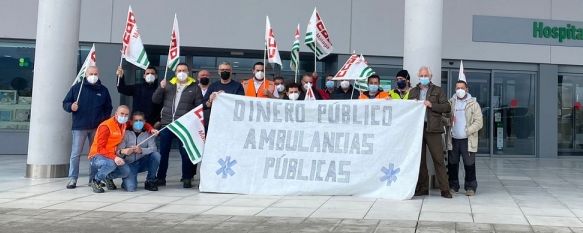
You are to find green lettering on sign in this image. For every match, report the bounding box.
[533,21,583,43]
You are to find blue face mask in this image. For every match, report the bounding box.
[419,77,430,86]
[325,80,335,89]
[368,84,379,93]
[116,115,129,124]
[133,120,144,131]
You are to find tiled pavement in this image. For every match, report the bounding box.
[0,154,582,232]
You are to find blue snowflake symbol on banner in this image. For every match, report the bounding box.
[216,156,237,179]
[380,163,400,186]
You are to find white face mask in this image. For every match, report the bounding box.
[254,71,264,80]
[456,89,467,99]
[288,93,299,101]
[87,75,99,84]
[177,72,188,81]
[303,83,312,90]
[276,84,285,92]
[144,74,156,83]
[340,80,350,89]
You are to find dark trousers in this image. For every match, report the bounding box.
[157,129,196,181]
[416,131,450,192]
[447,138,477,191]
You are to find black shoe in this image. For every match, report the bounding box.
[91,180,105,193]
[145,180,158,191]
[441,190,453,199]
[414,190,429,196]
[181,179,192,189]
[156,179,166,186]
[66,179,77,189]
[105,179,117,190]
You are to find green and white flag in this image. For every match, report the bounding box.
[121,6,150,70]
[290,24,300,71]
[304,7,333,59]
[332,54,375,91]
[72,43,96,86]
[167,14,180,71]
[167,104,206,165]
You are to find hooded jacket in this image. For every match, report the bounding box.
[152,76,203,126]
[446,93,483,152]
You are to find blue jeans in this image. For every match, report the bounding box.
[90,155,130,182]
[68,129,95,180]
[122,152,161,192]
[157,129,196,181]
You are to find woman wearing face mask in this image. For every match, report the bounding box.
[389,70,411,100]
[358,75,390,100]
[116,66,162,125]
[331,80,359,100]
[282,82,302,101]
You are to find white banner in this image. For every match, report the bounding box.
[200,94,426,200]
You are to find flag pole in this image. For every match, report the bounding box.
[162,66,169,81]
[294,58,299,83]
[350,80,355,100]
[136,126,168,146]
[76,78,85,103]
[313,41,317,75]
[116,55,123,86]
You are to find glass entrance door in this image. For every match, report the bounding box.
[558,75,583,155]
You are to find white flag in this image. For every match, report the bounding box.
[458,60,466,82]
[167,14,180,71]
[72,43,96,86]
[304,7,333,59]
[304,83,317,101]
[167,105,206,165]
[121,6,150,70]
[265,16,282,66]
[332,54,375,92]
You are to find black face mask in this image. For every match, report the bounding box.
[220,71,231,80]
[199,77,210,85]
[397,80,407,89]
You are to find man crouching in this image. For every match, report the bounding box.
[119,111,160,192]
[88,105,131,193]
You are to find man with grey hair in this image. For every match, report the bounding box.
[409,66,452,198]
[62,66,112,189]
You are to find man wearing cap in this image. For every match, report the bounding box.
[389,70,411,100]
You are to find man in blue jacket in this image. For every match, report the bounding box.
[62,66,112,189]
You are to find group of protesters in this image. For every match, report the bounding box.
[62,61,482,198]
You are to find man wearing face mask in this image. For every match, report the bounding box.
[273,76,285,99]
[447,80,482,196]
[152,63,203,188]
[298,73,322,100]
[409,66,452,199]
[87,105,132,193]
[282,82,302,101]
[118,111,161,192]
[116,66,162,125]
[359,75,390,99]
[389,70,411,100]
[197,69,212,130]
[203,62,245,110]
[318,74,335,100]
[62,66,112,189]
[331,80,359,100]
[242,62,275,98]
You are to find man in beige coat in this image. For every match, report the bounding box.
[447,80,483,196]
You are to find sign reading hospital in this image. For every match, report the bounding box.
[200,94,426,199]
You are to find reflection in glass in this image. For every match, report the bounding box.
[558,75,583,155]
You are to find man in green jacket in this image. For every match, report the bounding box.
[409,66,452,198]
[447,80,483,196]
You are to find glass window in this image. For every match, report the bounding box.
[0,42,35,130]
[493,72,536,156]
[558,75,583,155]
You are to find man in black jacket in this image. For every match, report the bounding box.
[62,66,112,189]
[152,63,203,188]
[330,80,359,100]
[116,66,161,125]
[409,66,452,199]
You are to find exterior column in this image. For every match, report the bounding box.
[26,0,81,178]
[403,0,443,86]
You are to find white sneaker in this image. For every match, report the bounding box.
[466,190,475,196]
